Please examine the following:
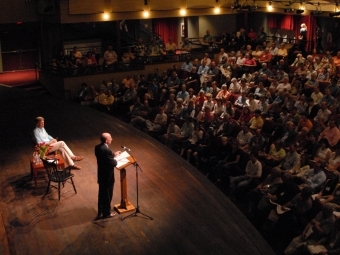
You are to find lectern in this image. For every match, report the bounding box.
[114,155,136,214]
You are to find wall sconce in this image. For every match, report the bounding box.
[214,7,221,13]
[143,11,149,18]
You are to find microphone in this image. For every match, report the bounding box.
[121,145,131,152]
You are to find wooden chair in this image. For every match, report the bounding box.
[41,158,77,200]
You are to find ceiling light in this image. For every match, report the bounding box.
[180,9,187,15]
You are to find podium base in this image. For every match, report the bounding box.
[114,203,135,214]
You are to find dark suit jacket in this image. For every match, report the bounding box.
[95,143,117,185]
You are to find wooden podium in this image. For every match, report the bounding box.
[114,155,136,214]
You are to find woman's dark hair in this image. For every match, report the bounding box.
[319,138,329,148]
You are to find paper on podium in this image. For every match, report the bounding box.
[115,151,131,168]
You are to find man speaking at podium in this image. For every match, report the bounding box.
[95,133,121,220]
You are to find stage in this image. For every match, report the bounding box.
[0,87,275,255]
[0,70,38,87]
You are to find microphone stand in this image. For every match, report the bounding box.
[121,149,153,221]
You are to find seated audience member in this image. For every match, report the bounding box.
[254,82,268,99]
[163,118,181,147]
[213,98,226,116]
[234,92,249,109]
[248,109,263,130]
[284,204,335,255]
[195,91,207,108]
[237,106,253,125]
[103,45,118,69]
[148,39,163,57]
[319,119,340,148]
[320,88,335,107]
[202,30,213,44]
[215,139,243,182]
[288,107,301,127]
[118,85,137,114]
[84,86,99,105]
[248,129,265,156]
[130,99,153,128]
[181,37,192,53]
[179,125,204,157]
[170,117,194,146]
[202,93,215,111]
[258,47,273,65]
[216,84,231,103]
[247,93,258,112]
[210,81,220,99]
[33,117,82,169]
[84,51,98,73]
[121,48,135,65]
[183,88,196,106]
[291,53,306,67]
[229,153,262,201]
[248,168,283,215]
[134,37,146,60]
[314,101,332,124]
[258,96,269,115]
[145,107,167,132]
[257,175,300,216]
[263,186,314,233]
[276,77,291,93]
[262,140,286,167]
[295,127,309,153]
[229,78,241,94]
[163,93,177,115]
[224,101,235,119]
[181,56,193,73]
[274,143,300,173]
[165,37,177,55]
[299,160,327,191]
[326,145,340,171]
[314,138,332,164]
[177,84,189,102]
[236,125,253,153]
[74,82,89,104]
[197,106,214,128]
[97,89,114,112]
[295,112,313,132]
[172,98,184,118]
[303,73,320,98]
[280,121,298,148]
[217,48,228,66]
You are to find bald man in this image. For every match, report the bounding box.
[94,133,121,220]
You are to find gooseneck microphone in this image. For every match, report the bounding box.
[121,145,131,152]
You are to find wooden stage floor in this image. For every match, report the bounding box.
[0,87,275,255]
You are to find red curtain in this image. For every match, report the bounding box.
[268,14,294,30]
[152,18,179,46]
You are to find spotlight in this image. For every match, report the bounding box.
[296,9,304,14]
[284,8,294,13]
[311,10,322,15]
[330,11,340,17]
[268,1,273,10]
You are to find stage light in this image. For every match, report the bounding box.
[284,8,294,13]
[180,9,187,15]
[214,7,221,14]
[143,11,149,18]
[296,9,304,14]
[329,11,340,17]
[103,13,109,20]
